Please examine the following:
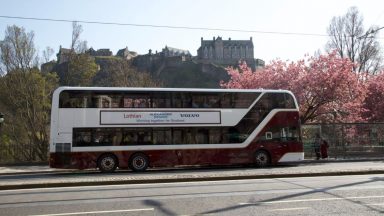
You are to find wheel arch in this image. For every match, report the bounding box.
[97,152,119,170]
[128,152,150,172]
[254,149,272,167]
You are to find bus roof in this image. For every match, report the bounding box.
[54,86,295,94]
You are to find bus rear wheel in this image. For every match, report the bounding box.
[255,150,270,168]
[98,154,118,173]
[129,153,149,172]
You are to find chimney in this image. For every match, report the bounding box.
[250,37,253,41]
[229,37,231,41]
[213,36,215,41]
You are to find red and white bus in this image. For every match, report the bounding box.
[49,87,303,172]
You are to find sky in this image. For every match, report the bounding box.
[0,0,383,63]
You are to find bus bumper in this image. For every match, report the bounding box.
[49,152,97,169]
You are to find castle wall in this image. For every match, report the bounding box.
[197,37,255,69]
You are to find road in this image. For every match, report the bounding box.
[0,174,383,216]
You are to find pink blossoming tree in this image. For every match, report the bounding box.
[362,72,384,121]
[221,52,367,124]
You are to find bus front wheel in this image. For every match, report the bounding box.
[98,154,118,173]
[129,153,149,172]
[254,150,270,168]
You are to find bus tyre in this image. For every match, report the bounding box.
[129,153,149,172]
[255,150,270,168]
[98,154,118,173]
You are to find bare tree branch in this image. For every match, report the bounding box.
[0,25,37,74]
[42,46,54,63]
[326,7,383,74]
[70,22,88,53]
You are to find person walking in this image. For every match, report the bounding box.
[321,138,329,159]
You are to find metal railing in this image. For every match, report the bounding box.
[302,123,384,159]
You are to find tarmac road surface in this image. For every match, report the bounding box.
[0,174,383,215]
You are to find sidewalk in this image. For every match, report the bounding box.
[0,165,58,175]
[0,159,383,190]
[0,158,382,175]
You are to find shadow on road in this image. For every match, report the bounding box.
[199,176,384,215]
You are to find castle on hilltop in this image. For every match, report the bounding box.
[197,37,263,70]
[56,46,137,64]
[54,37,264,71]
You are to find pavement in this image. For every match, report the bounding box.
[0,158,383,190]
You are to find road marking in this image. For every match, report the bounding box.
[238,195,384,205]
[267,207,311,212]
[28,208,154,216]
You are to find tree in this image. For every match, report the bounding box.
[0,70,58,161]
[42,46,54,63]
[58,22,95,86]
[61,53,98,86]
[221,52,367,123]
[71,22,87,53]
[0,25,38,75]
[0,25,59,162]
[362,72,384,121]
[326,7,382,75]
[93,58,161,87]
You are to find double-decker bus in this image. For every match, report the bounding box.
[49,87,303,172]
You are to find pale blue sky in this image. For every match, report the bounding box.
[0,0,383,63]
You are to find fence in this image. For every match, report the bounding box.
[302,123,384,159]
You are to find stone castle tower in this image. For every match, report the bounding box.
[197,37,257,69]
